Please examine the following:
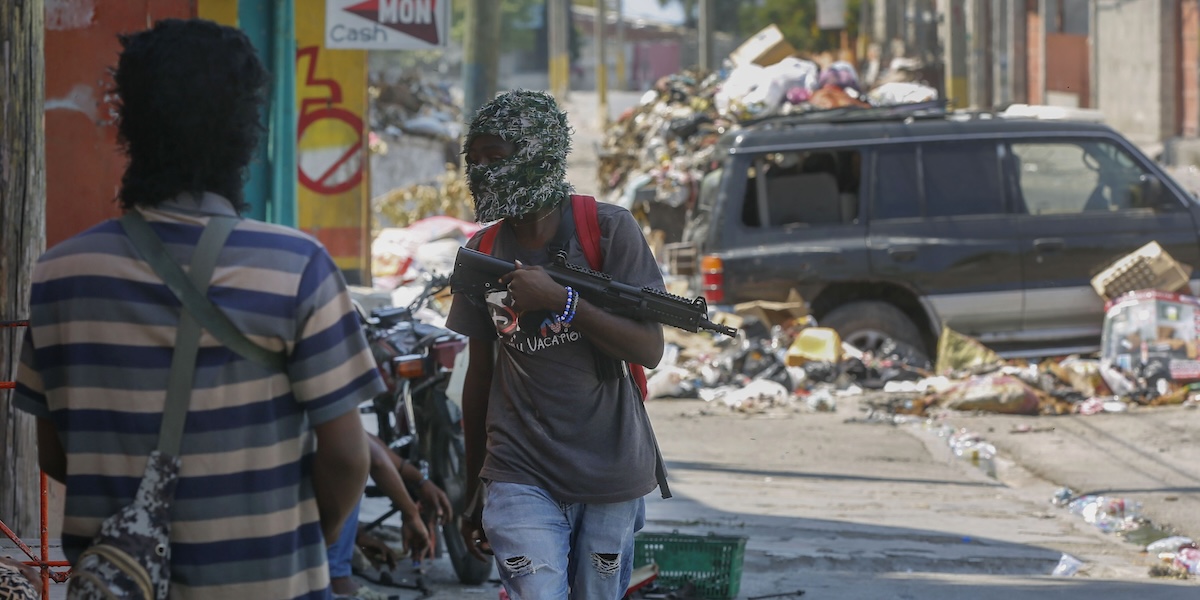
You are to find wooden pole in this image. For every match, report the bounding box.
[596,0,608,127]
[0,0,46,539]
[698,0,714,71]
[614,0,625,91]
[463,0,502,117]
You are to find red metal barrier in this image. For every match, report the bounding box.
[1,319,70,598]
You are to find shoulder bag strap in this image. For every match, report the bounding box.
[120,211,287,372]
[156,215,238,456]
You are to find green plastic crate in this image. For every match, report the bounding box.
[633,531,747,599]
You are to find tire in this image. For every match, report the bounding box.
[427,398,494,585]
[820,301,932,369]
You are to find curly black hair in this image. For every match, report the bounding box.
[113,19,269,211]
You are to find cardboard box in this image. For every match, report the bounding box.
[1101,291,1200,381]
[729,25,798,68]
[733,290,809,328]
[786,327,841,366]
[1091,242,1193,301]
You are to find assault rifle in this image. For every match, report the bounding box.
[450,247,738,337]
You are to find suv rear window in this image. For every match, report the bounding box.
[922,141,1005,217]
[873,148,920,219]
[740,149,862,228]
[871,141,1006,220]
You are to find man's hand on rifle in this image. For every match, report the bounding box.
[500,261,567,315]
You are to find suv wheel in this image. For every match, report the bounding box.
[820,301,931,368]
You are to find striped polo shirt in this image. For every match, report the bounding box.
[14,193,384,600]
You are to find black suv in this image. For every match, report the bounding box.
[672,106,1200,365]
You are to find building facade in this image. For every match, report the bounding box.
[869,0,1199,161]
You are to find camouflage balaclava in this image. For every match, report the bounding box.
[464,90,574,223]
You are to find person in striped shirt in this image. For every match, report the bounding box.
[13,19,382,599]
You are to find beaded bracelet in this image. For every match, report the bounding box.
[563,290,578,324]
[556,286,579,324]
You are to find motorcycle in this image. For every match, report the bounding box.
[354,274,493,586]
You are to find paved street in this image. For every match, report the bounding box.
[642,397,1200,599]
[341,395,1200,599]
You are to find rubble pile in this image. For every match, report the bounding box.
[375,165,473,231]
[648,241,1200,419]
[368,73,463,147]
[597,25,938,236]
[371,174,478,289]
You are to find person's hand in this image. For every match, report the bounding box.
[355,531,398,571]
[402,516,433,562]
[418,481,453,525]
[501,263,567,314]
[459,515,492,561]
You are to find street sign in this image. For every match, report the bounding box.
[325,0,451,50]
[817,0,846,30]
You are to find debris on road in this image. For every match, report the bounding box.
[1051,553,1085,577]
[645,237,1200,421]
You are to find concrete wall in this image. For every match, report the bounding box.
[1095,0,1177,150]
[1183,0,1200,138]
[44,0,196,247]
[369,134,456,200]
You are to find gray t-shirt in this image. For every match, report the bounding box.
[446,201,666,504]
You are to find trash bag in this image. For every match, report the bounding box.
[1147,536,1197,554]
[818,61,861,93]
[668,113,713,139]
[937,375,1042,415]
[802,361,840,384]
[867,82,939,106]
[768,57,821,94]
[1051,554,1084,577]
[936,326,1004,374]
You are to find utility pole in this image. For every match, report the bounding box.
[698,0,714,71]
[0,0,46,538]
[548,0,570,100]
[938,0,968,107]
[596,0,608,127]
[462,0,502,118]
[614,0,626,92]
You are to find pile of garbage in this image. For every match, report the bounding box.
[371,206,479,290]
[598,24,939,234]
[368,73,462,146]
[375,165,474,232]
[647,241,1200,417]
[1048,487,1200,578]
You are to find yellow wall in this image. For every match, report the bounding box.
[295,0,370,276]
[196,0,238,25]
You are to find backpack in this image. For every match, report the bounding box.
[477,195,651,401]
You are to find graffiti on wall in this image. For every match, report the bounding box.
[296,46,366,196]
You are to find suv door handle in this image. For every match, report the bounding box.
[1033,238,1065,253]
[887,245,918,262]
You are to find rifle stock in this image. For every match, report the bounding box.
[450,247,737,337]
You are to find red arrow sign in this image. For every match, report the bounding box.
[342,0,441,45]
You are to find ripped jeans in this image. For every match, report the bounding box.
[482,481,645,600]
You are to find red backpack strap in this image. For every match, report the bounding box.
[571,195,603,271]
[570,195,650,401]
[478,222,501,255]
[630,364,649,402]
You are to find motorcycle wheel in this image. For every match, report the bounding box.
[428,402,494,585]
